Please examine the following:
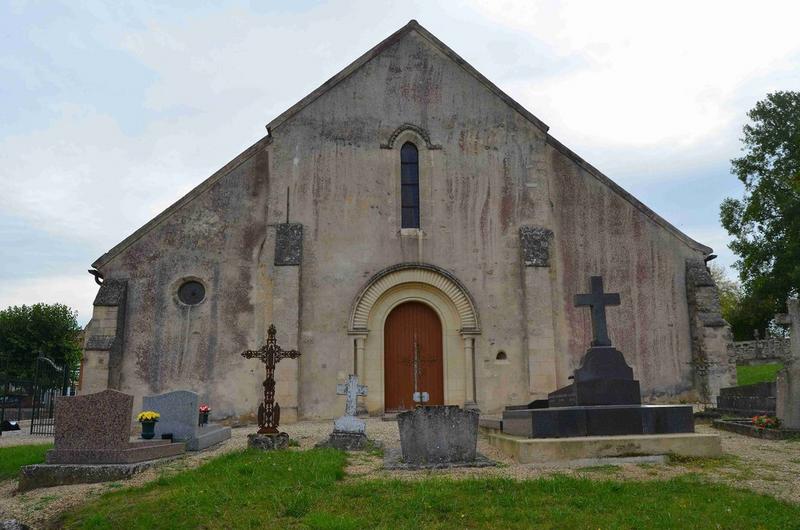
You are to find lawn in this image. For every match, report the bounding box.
[59,449,800,530]
[0,443,52,480]
[737,363,784,386]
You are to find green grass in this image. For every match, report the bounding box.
[0,443,52,480]
[737,363,784,386]
[58,449,800,530]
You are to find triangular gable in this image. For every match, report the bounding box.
[265,19,550,135]
[93,20,711,269]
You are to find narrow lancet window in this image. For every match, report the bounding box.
[401,142,420,228]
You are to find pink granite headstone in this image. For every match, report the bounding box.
[53,389,133,451]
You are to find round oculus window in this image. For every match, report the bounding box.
[178,281,205,305]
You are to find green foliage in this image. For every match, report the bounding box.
[737,363,784,386]
[59,448,800,529]
[720,91,800,338]
[0,443,52,480]
[0,303,82,379]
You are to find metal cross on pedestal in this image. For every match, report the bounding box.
[336,374,367,417]
[241,324,301,434]
[574,276,621,347]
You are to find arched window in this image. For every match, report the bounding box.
[401,142,420,229]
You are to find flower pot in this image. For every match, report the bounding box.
[141,420,157,439]
[199,412,209,426]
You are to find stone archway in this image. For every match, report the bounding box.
[348,263,480,414]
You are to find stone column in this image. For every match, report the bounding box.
[776,298,800,429]
[80,279,127,394]
[354,335,367,415]
[519,227,559,398]
[462,335,478,409]
[271,223,303,422]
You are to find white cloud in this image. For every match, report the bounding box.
[1,0,796,316]
[470,0,800,145]
[0,275,96,326]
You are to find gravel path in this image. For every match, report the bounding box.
[1,419,799,528]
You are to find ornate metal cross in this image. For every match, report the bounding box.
[402,335,436,405]
[574,276,620,347]
[241,324,301,434]
[336,374,367,417]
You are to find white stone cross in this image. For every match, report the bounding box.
[337,374,368,417]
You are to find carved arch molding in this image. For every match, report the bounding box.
[380,123,442,150]
[348,263,479,334]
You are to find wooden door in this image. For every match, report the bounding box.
[384,301,444,411]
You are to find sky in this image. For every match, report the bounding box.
[1,0,799,326]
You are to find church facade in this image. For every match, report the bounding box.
[79,21,734,422]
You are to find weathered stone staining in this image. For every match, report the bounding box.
[317,375,377,450]
[142,390,231,451]
[19,389,185,490]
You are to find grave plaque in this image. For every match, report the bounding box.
[143,390,231,451]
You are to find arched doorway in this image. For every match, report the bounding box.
[383,301,444,411]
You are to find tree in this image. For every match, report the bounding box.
[0,303,82,379]
[720,91,800,339]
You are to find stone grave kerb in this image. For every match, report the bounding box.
[143,390,199,442]
[54,389,133,451]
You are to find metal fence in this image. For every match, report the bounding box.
[0,354,75,436]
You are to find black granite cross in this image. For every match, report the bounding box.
[574,276,620,347]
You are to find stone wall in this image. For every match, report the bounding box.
[685,259,736,403]
[729,338,790,365]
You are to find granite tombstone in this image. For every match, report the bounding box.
[143,390,231,451]
[502,276,694,438]
[18,389,185,490]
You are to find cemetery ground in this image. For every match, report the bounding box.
[1,421,800,528]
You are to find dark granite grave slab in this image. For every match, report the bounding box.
[573,347,633,382]
[716,382,776,416]
[712,419,800,440]
[502,404,694,439]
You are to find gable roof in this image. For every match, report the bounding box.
[266,19,550,135]
[93,20,711,269]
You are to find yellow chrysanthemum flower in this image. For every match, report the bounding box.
[137,411,160,422]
